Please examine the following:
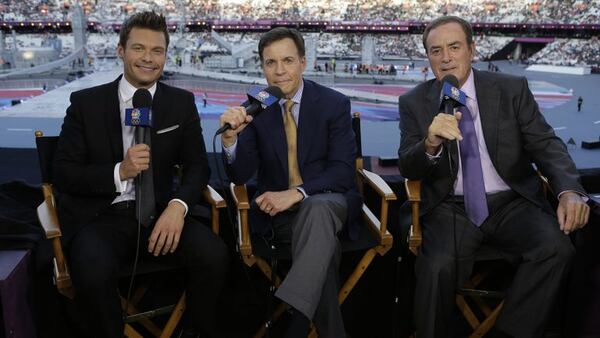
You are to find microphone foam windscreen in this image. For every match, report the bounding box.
[133,88,153,109]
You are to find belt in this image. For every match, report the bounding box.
[110,200,136,210]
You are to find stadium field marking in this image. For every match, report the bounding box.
[553,126,567,130]
[6,128,33,132]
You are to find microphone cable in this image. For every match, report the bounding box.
[124,164,144,322]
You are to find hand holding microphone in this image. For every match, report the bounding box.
[121,89,153,180]
[218,85,284,146]
[119,144,151,180]
[425,75,466,155]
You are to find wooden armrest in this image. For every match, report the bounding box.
[230,183,250,210]
[358,169,397,201]
[361,204,393,254]
[38,184,61,238]
[36,185,74,298]
[202,185,226,208]
[404,179,421,202]
[229,184,253,264]
[404,179,422,255]
[37,198,62,239]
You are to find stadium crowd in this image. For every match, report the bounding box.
[1,0,599,24]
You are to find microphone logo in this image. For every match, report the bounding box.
[131,108,141,125]
[451,86,460,100]
[257,90,270,102]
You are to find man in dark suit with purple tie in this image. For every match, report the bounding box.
[398,16,591,338]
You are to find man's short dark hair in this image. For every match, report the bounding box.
[119,11,169,48]
[258,27,305,63]
[422,16,473,53]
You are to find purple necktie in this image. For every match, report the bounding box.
[458,105,489,226]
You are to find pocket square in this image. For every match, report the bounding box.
[156,125,179,134]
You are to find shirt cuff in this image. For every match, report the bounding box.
[296,187,308,200]
[114,162,128,193]
[223,140,237,164]
[169,199,188,216]
[425,144,443,162]
[557,190,589,202]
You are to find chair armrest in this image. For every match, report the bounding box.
[202,185,226,235]
[37,184,74,299]
[37,198,62,239]
[362,204,393,252]
[404,179,422,255]
[202,185,226,209]
[358,169,397,237]
[358,169,396,201]
[229,184,254,266]
[230,184,250,210]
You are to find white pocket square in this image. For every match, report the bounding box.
[156,125,179,134]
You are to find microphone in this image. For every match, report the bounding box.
[126,89,153,144]
[440,74,466,115]
[216,85,284,135]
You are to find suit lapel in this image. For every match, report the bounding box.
[151,83,168,145]
[473,70,500,166]
[297,80,317,168]
[105,76,123,161]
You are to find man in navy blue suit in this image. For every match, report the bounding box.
[219,27,359,338]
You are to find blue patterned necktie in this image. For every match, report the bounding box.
[458,105,489,226]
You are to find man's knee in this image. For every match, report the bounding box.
[69,246,117,290]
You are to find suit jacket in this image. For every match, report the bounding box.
[54,76,210,243]
[225,79,362,239]
[398,69,583,216]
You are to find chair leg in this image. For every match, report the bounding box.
[160,293,186,338]
[469,301,503,338]
[338,248,377,304]
[124,324,144,338]
[456,295,481,330]
[121,296,163,337]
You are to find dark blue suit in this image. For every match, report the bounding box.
[225,79,358,337]
[226,79,361,238]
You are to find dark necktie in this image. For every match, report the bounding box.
[136,127,156,227]
[458,105,489,226]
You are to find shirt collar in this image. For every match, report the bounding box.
[280,79,304,106]
[119,75,157,103]
[460,68,476,101]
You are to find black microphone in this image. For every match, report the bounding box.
[130,89,153,144]
[440,74,463,115]
[216,85,284,135]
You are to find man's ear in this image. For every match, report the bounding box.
[117,44,124,59]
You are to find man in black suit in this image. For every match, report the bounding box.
[398,16,590,338]
[53,12,228,338]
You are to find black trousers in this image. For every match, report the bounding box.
[68,203,229,338]
[414,191,574,338]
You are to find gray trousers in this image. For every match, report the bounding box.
[271,193,347,338]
